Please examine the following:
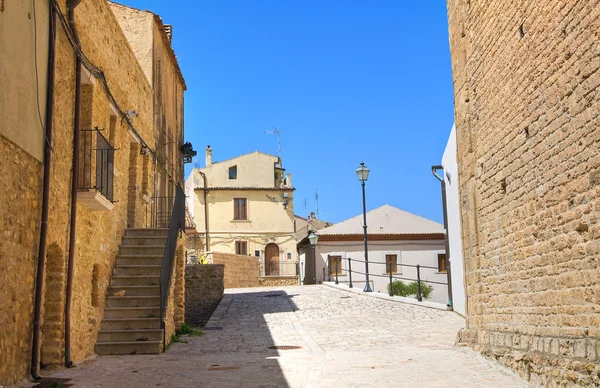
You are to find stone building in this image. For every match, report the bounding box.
[446,0,600,385]
[185,147,297,278]
[0,1,187,385]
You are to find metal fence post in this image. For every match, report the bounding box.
[327,254,331,282]
[348,257,353,288]
[301,262,304,285]
[416,264,423,302]
[388,261,393,297]
[322,267,326,284]
[335,259,339,285]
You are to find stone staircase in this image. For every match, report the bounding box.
[95,228,168,355]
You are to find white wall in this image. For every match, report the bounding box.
[442,124,466,316]
[300,239,449,305]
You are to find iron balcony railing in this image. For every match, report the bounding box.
[327,256,448,302]
[159,185,185,351]
[79,128,115,202]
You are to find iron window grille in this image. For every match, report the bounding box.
[79,128,116,202]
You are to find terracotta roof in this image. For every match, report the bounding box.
[194,186,295,191]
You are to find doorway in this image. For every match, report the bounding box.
[265,243,279,276]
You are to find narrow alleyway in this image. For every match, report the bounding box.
[37,286,531,387]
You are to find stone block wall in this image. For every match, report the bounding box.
[446,0,600,385]
[259,276,299,287]
[0,136,43,384]
[185,264,224,326]
[211,252,260,288]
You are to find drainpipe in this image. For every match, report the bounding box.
[432,165,453,311]
[64,0,83,368]
[31,2,57,380]
[197,170,209,252]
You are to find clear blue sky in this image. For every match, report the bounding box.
[120,0,455,224]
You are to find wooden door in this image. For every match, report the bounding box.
[265,243,279,276]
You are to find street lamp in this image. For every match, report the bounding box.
[356,162,372,292]
[308,231,319,285]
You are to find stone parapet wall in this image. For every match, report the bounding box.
[259,277,299,287]
[211,252,259,288]
[447,0,600,385]
[185,264,224,326]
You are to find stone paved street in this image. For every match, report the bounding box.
[39,286,532,387]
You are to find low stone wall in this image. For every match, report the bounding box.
[259,276,299,287]
[185,264,224,327]
[211,252,259,288]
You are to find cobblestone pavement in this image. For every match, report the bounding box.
[39,286,533,387]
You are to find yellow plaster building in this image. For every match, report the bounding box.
[186,147,297,277]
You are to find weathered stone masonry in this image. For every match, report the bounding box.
[446,0,600,385]
[185,264,224,326]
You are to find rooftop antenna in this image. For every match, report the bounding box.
[264,126,281,159]
[315,189,319,219]
[304,199,307,218]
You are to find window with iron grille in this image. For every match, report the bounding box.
[79,128,115,202]
[438,253,448,273]
[233,198,247,220]
[235,241,247,256]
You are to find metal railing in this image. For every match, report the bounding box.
[79,128,115,202]
[143,196,177,229]
[159,185,185,351]
[259,260,299,277]
[329,257,447,302]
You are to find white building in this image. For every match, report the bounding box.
[441,125,467,316]
[297,205,450,305]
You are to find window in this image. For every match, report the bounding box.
[235,241,247,256]
[385,254,398,274]
[438,253,448,273]
[233,198,247,220]
[329,256,342,275]
[229,165,237,179]
[254,250,260,257]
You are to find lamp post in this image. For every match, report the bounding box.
[356,162,372,292]
[308,230,319,285]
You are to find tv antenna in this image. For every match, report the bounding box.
[315,189,319,219]
[264,126,281,158]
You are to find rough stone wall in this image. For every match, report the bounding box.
[0,136,43,385]
[164,239,186,345]
[446,0,600,385]
[259,277,299,287]
[211,252,260,288]
[185,265,224,326]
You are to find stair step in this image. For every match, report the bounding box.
[111,275,159,286]
[95,341,162,355]
[122,236,167,246]
[97,329,163,342]
[126,228,169,237]
[120,245,166,255]
[107,296,161,308]
[114,265,161,276]
[108,286,159,297]
[101,318,161,330]
[104,307,160,319]
[117,255,163,266]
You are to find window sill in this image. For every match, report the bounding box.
[436,272,447,274]
[382,273,402,276]
[231,220,251,223]
[78,189,114,211]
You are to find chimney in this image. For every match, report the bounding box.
[205,145,212,166]
[164,24,172,42]
[310,212,316,222]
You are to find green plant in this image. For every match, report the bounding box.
[387,280,434,299]
[176,323,204,337]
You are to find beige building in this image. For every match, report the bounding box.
[447,0,600,385]
[298,205,449,304]
[0,1,187,385]
[186,147,297,277]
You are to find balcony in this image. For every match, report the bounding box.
[78,128,115,211]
